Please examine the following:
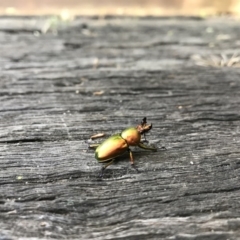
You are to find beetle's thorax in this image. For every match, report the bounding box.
[121,127,141,146]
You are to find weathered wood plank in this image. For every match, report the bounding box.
[0,16,240,239]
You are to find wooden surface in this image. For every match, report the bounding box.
[1,16,240,239]
[0,0,237,16]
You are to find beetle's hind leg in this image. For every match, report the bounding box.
[98,159,115,178]
[88,133,106,150]
[87,143,100,153]
[88,143,100,149]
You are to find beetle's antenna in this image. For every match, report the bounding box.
[141,117,147,126]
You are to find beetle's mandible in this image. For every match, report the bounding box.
[90,117,157,177]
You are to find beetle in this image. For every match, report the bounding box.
[90,117,157,177]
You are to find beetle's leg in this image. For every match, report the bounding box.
[98,159,115,178]
[88,144,100,149]
[87,144,100,153]
[138,142,157,151]
[90,133,105,140]
[128,149,139,173]
[141,132,148,143]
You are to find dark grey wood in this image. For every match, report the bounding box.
[1,16,240,239]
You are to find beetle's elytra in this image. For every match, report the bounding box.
[90,117,157,177]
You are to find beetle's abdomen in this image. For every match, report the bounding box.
[121,127,141,146]
[95,134,128,162]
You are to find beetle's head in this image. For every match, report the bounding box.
[136,117,152,134]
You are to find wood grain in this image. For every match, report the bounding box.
[0,16,240,239]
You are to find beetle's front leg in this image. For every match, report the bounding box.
[128,149,139,173]
[138,142,157,151]
[141,132,149,143]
